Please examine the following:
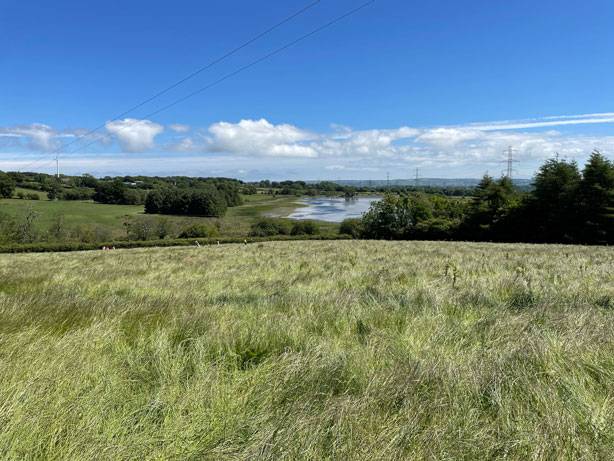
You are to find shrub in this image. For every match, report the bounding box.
[249,218,291,237]
[178,223,219,239]
[15,207,39,243]
[27,193,41,200]
[47,215,66,241]
[290,220,320,236]
[155,217,175,239]
[60,188,94,201]
[123,216,158,241]
[70,224,109,243]
[339,218,363,238]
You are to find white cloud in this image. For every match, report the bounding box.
[169,123,190,133]
[469,113,614,131]
[416,128,483,148]
[208,118,317,157]
[0,124,75,151]
[2,112,614,178]
[195,116,614,172]
[105,118,164,152]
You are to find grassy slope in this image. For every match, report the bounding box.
[0,241,612,459]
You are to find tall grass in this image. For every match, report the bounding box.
[0,241,612,459]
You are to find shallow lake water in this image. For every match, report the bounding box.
[288,196,381,223]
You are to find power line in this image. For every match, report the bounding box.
[23,1,376,173]
[73,0,376,156]
[18,0,323,172]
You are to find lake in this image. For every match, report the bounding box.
[288,196,380,223]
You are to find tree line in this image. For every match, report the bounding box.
[345,152,613,245]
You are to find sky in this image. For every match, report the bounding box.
[1,0,614,180]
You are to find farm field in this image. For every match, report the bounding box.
[0,240,612,459]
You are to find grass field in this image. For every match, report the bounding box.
[0,241,612,459]
[0,194,308,239]
[0,198,143,238]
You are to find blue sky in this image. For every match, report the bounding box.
[2,0,614,179]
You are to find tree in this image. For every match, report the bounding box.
[145,187,227,217]
[577,151,614,243]
[74,174,98,188]
[361,194,415,239]
[531,158,581,242]
[0,171,16,198]
[93,180,143,205]
[15,206,39,243]
[188,188,227,217]
[462,175,518,240]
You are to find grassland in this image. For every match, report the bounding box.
[0,193,308,239]
[0,240,612,459]
[0,198,144,238]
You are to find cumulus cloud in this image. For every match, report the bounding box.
[105,118,164,152]
[208,118,317,157]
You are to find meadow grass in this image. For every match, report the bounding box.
[0,240,612,459]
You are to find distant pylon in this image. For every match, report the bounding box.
[55,154,60,178]
[387,172,390,189]
[502,146,518,179]
[414,168,420,187]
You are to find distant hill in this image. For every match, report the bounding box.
[326,178,532,188]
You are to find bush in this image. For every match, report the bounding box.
[70,224,112,243]
[123,216,158,241]
[290,220,320,236]
[47,215,66,241]
[15,207,39,243]
[26,193,41,200]
[178,223,219,239]
[60,188,94,201]
[339,218,363,238]
[154,217,175,239]
[249,218,291,237]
